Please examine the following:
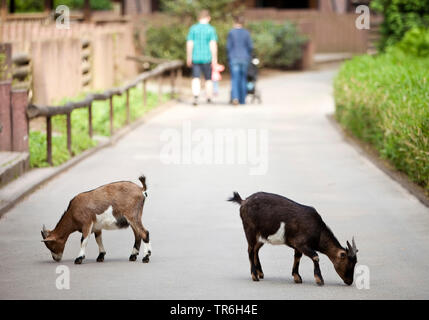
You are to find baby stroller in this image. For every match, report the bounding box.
[246,57,262,103]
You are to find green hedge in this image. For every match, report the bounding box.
[371,0,429,50]
[334,49,429,193]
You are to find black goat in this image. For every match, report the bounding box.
[229,191,358,286]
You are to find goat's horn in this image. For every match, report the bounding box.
[42,224,47,232]
[346,240,352,252]
[352,237,358,254]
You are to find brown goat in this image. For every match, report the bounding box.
[229,191,358,286]
[41,176,151,264]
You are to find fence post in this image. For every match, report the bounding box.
[0,80,12,151]
[11,89,29,152]
[66,113,72,156]
[126,89,130,124]
[158,74,163,103]
[88,102,93,138]
[170,70,175,99]
[177,67,182,101]
[0,43,12,151]
[46,116,52,165]
[109,95,114,135]
[142,80,147,107]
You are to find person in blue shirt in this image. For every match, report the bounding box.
[227,15,253,105]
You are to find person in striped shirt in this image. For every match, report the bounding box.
[186,10,218,106]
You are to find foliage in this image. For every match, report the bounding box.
[54,0,112,10]
[334,50,429,192]
[10,0,44,12]
[160,0,239,21]
[29,86,166,167]
[371,0,429,50]
[394,27,429,57]
[145,19,306,69]
[9,0,112,12]
[247,20,307,68]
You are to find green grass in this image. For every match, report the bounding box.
[29,86,169,168]
[334,49,429,193]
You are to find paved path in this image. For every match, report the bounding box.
[1,67,428,299]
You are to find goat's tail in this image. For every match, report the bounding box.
[138,175,147,191]
[228,191,243,205]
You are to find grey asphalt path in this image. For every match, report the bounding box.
[1,66,428,299]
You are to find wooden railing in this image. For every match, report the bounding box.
[26,59,183,165]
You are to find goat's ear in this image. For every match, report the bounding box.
[41,234,56,242]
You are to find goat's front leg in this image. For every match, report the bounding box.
[94,230,106,262]
[292,249,303,283]
[75,223,93,264]
[299,246,324,286]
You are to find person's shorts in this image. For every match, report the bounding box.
[192,63,212,80]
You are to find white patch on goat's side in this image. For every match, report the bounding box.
[93,206,122,231]
[258,222,286,245]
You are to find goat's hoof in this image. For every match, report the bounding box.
[142,255,150,263]
[129,254,137,262]
[257,271,264,279]
[251,274,259,282]
[148,250,152,257]
[315,276,324,286]
[96,252,105,262]
[74,256,84,264]
[293,274,302,283]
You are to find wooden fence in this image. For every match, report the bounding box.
[26,59,183,166]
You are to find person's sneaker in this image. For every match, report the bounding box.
[232,99,239,106]
[193,96,198,106]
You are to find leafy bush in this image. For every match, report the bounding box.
[145,20,306,69]
[334,50,429,192]
[395,27,429,57]
[160,0,237,21]
[53,0,112,10]
[371,0,429,50]
[247,20,307,68]
[10,0,112,12]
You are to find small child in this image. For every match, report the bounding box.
[212,63,225,96]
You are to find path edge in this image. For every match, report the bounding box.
[327,114,429,208]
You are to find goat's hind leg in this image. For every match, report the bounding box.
[129,227,141,262]
[248,244,260,281]
[95,230,106,262]
[254,242,264,279]
[130,221,151,263]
